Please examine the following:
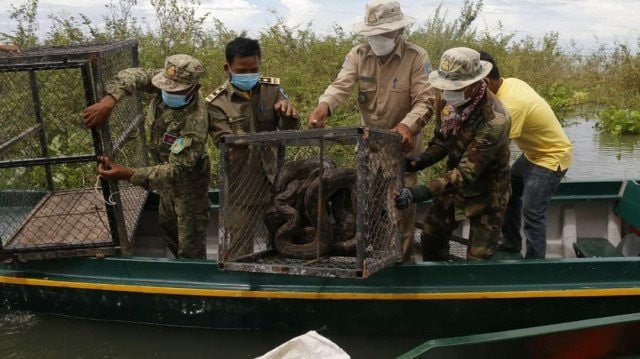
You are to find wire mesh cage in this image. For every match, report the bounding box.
[218,127,404,278]
[0,40,148,261]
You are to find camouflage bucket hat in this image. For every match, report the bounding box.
[353,1,416,36]
[428,47,492,90]
[151,54,204,92]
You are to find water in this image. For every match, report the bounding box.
[510,117,640,180]
[0,311,421,358]
[1,118,639,358]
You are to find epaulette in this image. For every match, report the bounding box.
[259,77,280,85]
[205,84,227,103]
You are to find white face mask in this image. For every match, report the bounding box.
[442,90,470,108]
[367,34,396,56]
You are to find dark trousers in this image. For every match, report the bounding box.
[501,155,566,259]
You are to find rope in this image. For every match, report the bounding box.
[94,175,119,206]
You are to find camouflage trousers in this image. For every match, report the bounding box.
[158,189,210,259]
[421,193,505,261]
[224,203,269,260]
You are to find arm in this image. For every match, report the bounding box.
[274,86,301,130]
[399,51,435,135]
[104,67,161,102]
[131,128,208,190]
[83,68,160,128]
[406,121,448,172]
[309,47,359,128]
[208,105,233,146]
[428,119,506,196]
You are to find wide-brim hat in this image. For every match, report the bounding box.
[428,47,493,90]
[353,1,416,36]
[151,54,204,92]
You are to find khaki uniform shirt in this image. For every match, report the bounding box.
[206,78,300,205]
[318,38,435,155]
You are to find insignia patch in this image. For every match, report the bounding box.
[440,59,450,72]
[170,137,186,154]
[441,105,452,117]
[367,11,378,25]
[424,62,432,74]
[163,133,177,145]
[166,65,177,78]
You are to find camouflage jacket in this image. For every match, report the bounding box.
[105,68,210,194]
[206,78,300,205]
[415,90,511,220]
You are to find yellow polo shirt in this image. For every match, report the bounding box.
[496,78,573,171]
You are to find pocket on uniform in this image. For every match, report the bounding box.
[357,79,377,104]
[389,80,409,93]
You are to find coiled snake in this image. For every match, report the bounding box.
[264,157,357,259]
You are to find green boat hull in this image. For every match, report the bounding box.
[2,256,640,335]
[1,179,639,335]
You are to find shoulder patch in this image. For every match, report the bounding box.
[205,84,227,103]
[259,77,280,85]
[170,137,188,154]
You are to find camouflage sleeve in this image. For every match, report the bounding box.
[427,120,506,196]
[207,105,233,146]
[130,112,209,190]
[276,86,301,130]
[105,68,161,102]
[417,122,448,168]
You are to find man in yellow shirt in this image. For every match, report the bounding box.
[480,51,573,259]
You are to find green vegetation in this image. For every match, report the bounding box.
[595,109,640,135]
[1,0,639,188]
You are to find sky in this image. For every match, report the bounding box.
[1,0,638,52]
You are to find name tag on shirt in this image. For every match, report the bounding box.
[163,133,177,145]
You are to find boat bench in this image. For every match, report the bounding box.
[573,238,624,258]
[573,181,640,258]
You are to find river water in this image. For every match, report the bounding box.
[1,118,639,358]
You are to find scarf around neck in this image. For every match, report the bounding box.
[440,81,487,136]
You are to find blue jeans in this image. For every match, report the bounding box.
[501,155,566,259]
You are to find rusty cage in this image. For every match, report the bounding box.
[0,40,148,261]
[218,127,404,278]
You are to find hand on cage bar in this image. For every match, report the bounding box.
[83,95,116,128]
[0,44,20,53]
[274,100,298,118]
[390,123,414,153]
[97,156,133,181]
[394,187,415,210]
[307,102,329,129]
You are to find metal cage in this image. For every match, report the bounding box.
[0,40,148,260]
[218,127,404,278]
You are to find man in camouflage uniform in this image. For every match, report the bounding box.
[395,47,511,261]
[83,54,210,259]
[307,1,436,261]
[207,37,300,259]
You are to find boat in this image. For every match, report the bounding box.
[398,312,640,358]
[0,179,639,336]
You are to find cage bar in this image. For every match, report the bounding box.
[218,127,404,278]
[0,40,147,261]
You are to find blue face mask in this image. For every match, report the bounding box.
[231,72,260,91]
[161,90,189,108]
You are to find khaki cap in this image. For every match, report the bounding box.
[428,47,492,91]
[353,1,416,36]
[151,54,204,92]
